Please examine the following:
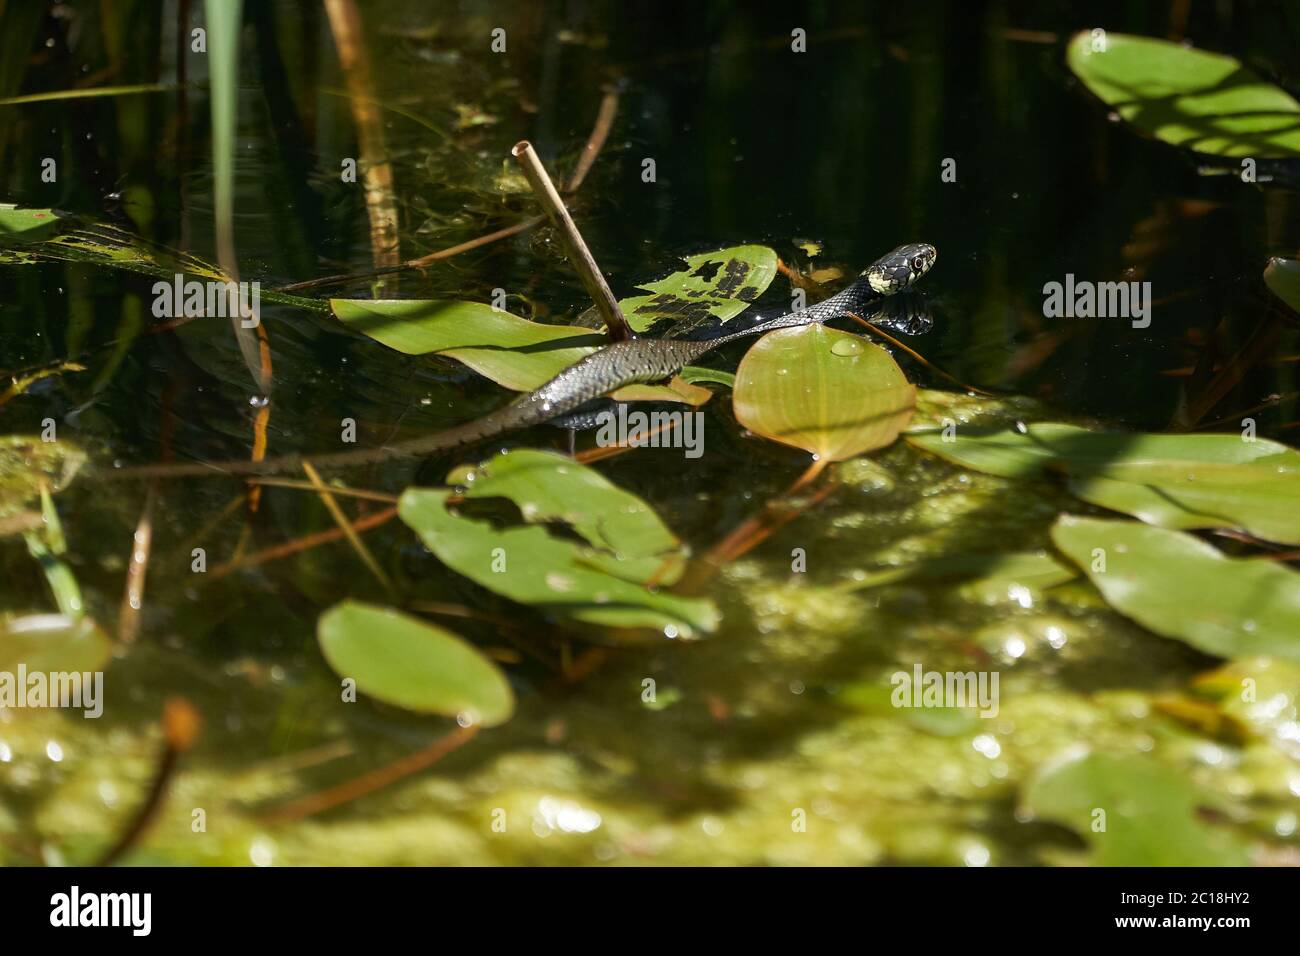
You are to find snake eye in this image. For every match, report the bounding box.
[911,255,927,272]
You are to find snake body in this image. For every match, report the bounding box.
[117,243,936,477]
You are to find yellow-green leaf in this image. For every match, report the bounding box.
[733,325,915,460]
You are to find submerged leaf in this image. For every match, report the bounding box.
[1066,31,1300,157]
[0,435,84,519]
[1051,515,1300,664]
[0,613,112,675]
[1022,752,1251,865]
[318,601,514,725]
[910,423,1300,544]
[733,325,915,460]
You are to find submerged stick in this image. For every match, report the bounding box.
[96,698,200,866]
[256,724,478,824]
[512,140,633,342]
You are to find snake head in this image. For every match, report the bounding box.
[863,242,937,294]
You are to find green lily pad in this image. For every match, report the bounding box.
[1051,515,1300,664]
[399,452,717,636]
[318,601,513,725]
[329,298,702,405]
[0,435,85,519]
[609,244,778,334]
[1022,752,1251,865]
[1066,31,1300,157]
[0,613,112,675]
[733,325,915,460]
[910,423,1300,544]
[454,449,688,584]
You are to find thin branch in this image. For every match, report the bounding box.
[846,312,998,396]
[247,477,399,503]
[512,140,632,341]
[679,459,837,592]
[256,724,478,824]
[208,506,398,580]
[117,485,156,644]
[565,86,619,192]
[276,87,618,294]
[96,698,201,866]
[301,461,395,595]
[278,215,544,293]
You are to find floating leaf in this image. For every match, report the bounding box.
[318,601,513,725]
[399,451,717,636]
[1067,31,1300,157]
[0,204,66,241]
[0,205,322,310]
[607,244,778,334]
[1022,752,1251,866]
[330,298,702,404]
[1264,256,1300,313]
[733,325,915,460]
[0,435,84,519]
[0,613,112,675]
[910,422,1300,544]
[1051,515,1300,664]
[456,449,688,584]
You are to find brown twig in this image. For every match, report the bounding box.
[256,724,478,824]
[278,215,546,292]
[277,88,620,294]
[679,458,837,592]
[247,477,399,503]
[566,86,619,193]
[512,140,632,341]
[96,698,201,866]
[301,461,395,595]
[208,506,398,580]
[846,312,997,397]
[575,412,682,463]
[117,485,156,644]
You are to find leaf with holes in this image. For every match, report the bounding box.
[399,451,717,636]
[600,244,778,335]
